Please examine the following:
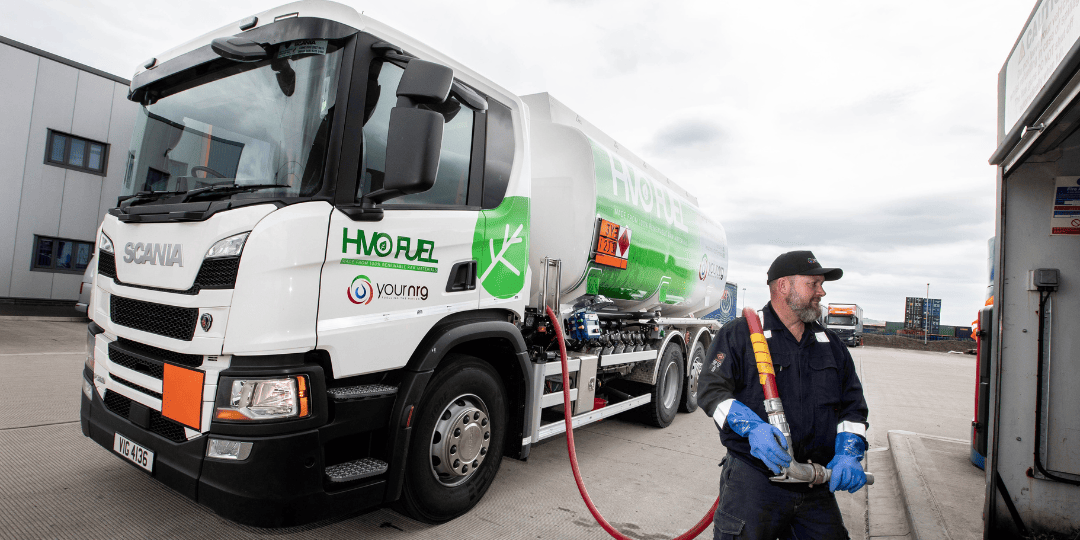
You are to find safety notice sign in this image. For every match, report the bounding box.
[1051,177,1080,235]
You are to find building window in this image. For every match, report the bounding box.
[32,235,94,274]
[45,130,109,175]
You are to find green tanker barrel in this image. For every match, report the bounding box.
[524,93,728,317]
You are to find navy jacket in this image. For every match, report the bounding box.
[698,302,869,477]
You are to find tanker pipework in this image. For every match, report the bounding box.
[546,306,717,540]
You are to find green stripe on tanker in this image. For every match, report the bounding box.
[524,92,727,317]
[590,140,718,306]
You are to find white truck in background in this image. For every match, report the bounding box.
[79,0,729,527]
[823,303,863,347]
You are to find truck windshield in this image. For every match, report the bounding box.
[121,43,342,201]
[827,315,855,326]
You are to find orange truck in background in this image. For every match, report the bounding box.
[822,303,863,347]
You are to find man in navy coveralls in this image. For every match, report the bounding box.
[698,250,869,540]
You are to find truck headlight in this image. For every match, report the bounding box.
[214,376,309,421]
[99,232,114,254]
[206,232,250,259]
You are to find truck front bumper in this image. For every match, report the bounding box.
[80,378,386,527]
[839,335,860,346]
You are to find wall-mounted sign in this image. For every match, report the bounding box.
[1002,0,1080,138]
[1051,176,1080,235]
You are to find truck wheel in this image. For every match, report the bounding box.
[680,346,705,413]
[643,345,684,428]
[400,355,507,523]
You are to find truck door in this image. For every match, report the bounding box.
[318,58,486,378]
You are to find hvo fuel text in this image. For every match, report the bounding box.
[342,228,438,263]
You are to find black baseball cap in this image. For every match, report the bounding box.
[767,250,843,283]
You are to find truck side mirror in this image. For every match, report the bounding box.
[367,59,453,203]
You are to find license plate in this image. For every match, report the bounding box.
[113,433,154,473]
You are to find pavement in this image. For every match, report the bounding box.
[858,346,987,540]
[0,299,86,321]
[0,316,988,539]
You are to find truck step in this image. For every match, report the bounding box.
[327,384,398,401]
[325,458,389,483]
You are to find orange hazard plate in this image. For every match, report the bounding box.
[162,363,204,430]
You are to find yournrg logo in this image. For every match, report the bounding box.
[348,275,374,305]
[699,255,725,281]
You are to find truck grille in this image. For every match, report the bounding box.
[103,391,188,443]
[97,251,239,294]
[110,295,198,341]
[112,374,163,400]
[116,338,202,368]
[98,250,116,279]
[109,346,164,378]
[103,390,131,417]
[194,257,240,289]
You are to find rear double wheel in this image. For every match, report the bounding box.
[400,355,507,523]
[642,344,684,428]
[680,346,705,413]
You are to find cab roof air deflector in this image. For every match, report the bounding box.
[128,17,358,104]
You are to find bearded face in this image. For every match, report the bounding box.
[784,276,824,323]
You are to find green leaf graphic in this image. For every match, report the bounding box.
[473,196,530,299]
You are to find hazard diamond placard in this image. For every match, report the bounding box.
[594,218,630,269]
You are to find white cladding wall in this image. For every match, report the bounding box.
[992,145,1080,533]
[0,38,136,301]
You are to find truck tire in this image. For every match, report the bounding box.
[680,346,705,413]
[643,345,684,428]
[400,355,507,523]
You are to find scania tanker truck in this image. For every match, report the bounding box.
[79,0,728,526]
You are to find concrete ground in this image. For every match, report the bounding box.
[0,320,983,539]
[0,300,85,320]
[857,346,986,540]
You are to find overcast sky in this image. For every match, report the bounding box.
[1,0,1038,326]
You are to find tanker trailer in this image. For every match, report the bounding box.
[525,93,728,318]
[79,1,728,526]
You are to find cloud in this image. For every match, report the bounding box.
[648,118,727,155]
[721,192,993,250]
[0,0,1029,328]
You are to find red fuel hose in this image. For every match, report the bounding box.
[743,307,780,400]
[546,306,719,540]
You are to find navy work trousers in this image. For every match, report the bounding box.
[712,455,849,540]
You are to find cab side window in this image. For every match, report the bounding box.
[358,60,474,206]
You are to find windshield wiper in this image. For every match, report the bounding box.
[180,184,283,202]
[123,190,188,207]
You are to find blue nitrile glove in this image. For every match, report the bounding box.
[727,400,791,475]
[827,431,868,493]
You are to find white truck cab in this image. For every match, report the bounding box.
[80,0,728,526]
